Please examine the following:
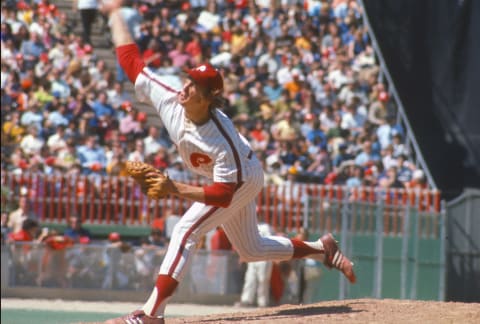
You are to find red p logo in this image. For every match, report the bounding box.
[190,153,212,167]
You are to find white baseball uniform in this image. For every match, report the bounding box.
[134,68,295,281]
[103,15,351,323]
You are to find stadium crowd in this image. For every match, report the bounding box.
[0,1,435,308]
[1,0,428,214]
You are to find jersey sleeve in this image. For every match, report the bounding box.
[210,111,253,184]
[212,150,240,183]
[116,44,145,83]
[134,69,183,143]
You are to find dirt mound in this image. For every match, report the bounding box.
[168,298,480,324]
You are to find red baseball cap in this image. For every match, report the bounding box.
[121,101,132,111]
[184,63,223,95]
[45,156,56,166]
[137,112,147,122]
[378,91,389,102]
[40,52,49,63]
[108,232,121,242]
[18,160,29,169]
[83,44,93,53]
[139,4,149,14]
[17,1,30,10]
[79,236,90,244]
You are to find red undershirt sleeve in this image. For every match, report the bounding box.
[203,182,236,208]
[115,44,146,83]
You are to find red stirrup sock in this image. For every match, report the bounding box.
[290,238,324,258]
[142,274,178,317]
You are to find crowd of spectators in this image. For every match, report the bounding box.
[1,0,429,214]
[0,0,433,300]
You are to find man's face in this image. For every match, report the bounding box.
[70,218,81,229]
[29,226,39,237]
[86,138,95,147]
[99,93,107,103]
[151,231,162,242]
[18,197,27,209]
[178,79,207,108]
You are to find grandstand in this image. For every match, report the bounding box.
[2,0,433,223]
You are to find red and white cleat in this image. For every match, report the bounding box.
[103,310,165,324]
[320,233,357,284]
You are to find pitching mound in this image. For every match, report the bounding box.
[168,299,480,324]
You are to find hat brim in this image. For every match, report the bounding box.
[182,67,209,89]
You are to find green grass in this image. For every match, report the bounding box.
[1,309,123,324]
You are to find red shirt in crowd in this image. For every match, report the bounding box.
[142,49,162,68]
[210,227,232,251]
[8,229,34,242]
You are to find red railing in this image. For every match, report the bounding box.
[1,172,442,236]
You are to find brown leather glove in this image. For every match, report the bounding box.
[125,161,172,199]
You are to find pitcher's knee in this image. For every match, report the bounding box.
[237,247,266,262]
[171,222,202,248]
[172,222,190,238]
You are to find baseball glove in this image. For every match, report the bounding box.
[125,161,172,199]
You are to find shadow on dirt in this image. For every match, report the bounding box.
[275,304,362,316]
[194,304,363,322]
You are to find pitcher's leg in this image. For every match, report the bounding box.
[138,203,219,318]
[158,204,220,280]
[222,201,327,262]
[223,201,294,262]
[222,201,356,283]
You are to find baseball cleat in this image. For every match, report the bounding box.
[320,233,357,284]
[103,310,164,324]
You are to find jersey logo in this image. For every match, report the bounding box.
[190,153,212,167]
[195,65,207,72]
